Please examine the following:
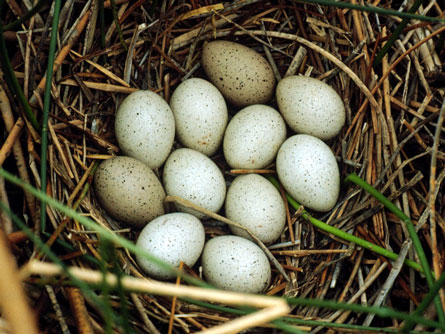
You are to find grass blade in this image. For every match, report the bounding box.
[110,0,127,51]
[2,166,443,332]
[0,166,208,288]
[0,200,107,311]
[296,0,444,23]
[266,175,423,273]
[98,0,107,64]
[373,0,424,66]
[3,0,49,31]
[40,0,62,232]
[344,173,445,326]
[404,270,445,332]
[284,296,445,330]
[183,296,445,331]
[0,18,40,132]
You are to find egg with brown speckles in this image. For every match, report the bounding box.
[225,174,286,244]
[276,134,340,212]
[201,235,271,293]
[162,148,226,219]
[170,78,228,156]
[223,104,286,169]
[115,90,175,169]
[276,76,345,140]
[202,40,275,107]
[94,156,165,228]
[136,213,205,280]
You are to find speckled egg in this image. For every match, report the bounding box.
[162,148,226,219]
[114,90,175,169]
[223,104,286,169]
[93,156,165,228]
[136,213,205,280]
[276,76,345,140]
[170,78,228,156]
[201,235,271,293]
[276,134,340,212]
[202,40,276,107]
[225,174,286,244]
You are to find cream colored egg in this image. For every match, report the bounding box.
[170,78,228,156]
[201,235,271,293]
[276,76,345,140]
[93,156,165,228]
[115,90,175,169]
[202,40,275,107]
[276,134,340,212]
[223,104,286,169]
[136,213,205,280]
[162,148,226,219]
[225,174,286,244]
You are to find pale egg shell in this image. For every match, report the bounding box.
[162,148,226,219]
[201,235,271,293]
[276,134,340,212]
[94,156,165,228]
[170,78,228,156]
[225,174,286,244]
[276,76,345,140]
[223,104,286,169]
[202,40,276,107]
[136,213,205,280]
[115,90,175,169]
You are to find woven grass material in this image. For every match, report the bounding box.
[0,0,444,333]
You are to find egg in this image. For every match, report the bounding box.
[276,76,345,140]
[162,148,226,219]
[114,90,175,169]
[93,156,165,228]
[170,78,228,156]
[225,174,286,244]
[276,134,340,212]
[223,104,286,169]
[201,235,271,293]
[202,40,276,107]
[136,213,205,280]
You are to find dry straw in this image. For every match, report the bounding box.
[1,0,445,333]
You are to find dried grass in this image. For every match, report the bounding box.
[0,0,444,333]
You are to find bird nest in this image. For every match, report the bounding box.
[0,1,444,334]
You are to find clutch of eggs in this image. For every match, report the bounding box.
[91,39,348,289]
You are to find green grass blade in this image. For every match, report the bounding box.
[183,297,445,331]
[266,175,423,273]
[0,200,108,311]
[40,0,62,232]
[280,316,431,333]
[110,0,127,51]
[404,270,445,332]
[1,200,132,332]
[98,0,107,64]
[373,0,424,67]
[41,231,101,266]
[182,298,306,334]
[0,166,209,289]
[99,239,117,334]
[2,167,443,332]
[345,173,445,326]
[296,0,444,23]
[284,296,444,329]
[3,0,49,31]
[0,167,296,332]
[4,0,46,30]
[0,19,41,132]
